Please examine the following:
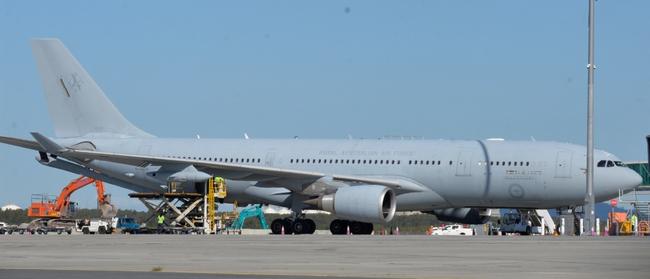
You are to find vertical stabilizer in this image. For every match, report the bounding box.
[31,38,153,138]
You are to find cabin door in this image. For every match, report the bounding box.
[455,150,473,176]
[554,151,573,178]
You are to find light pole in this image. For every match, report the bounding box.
[584,0,596,236]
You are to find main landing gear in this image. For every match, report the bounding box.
[270,215,374,235]
[329,219,374,235]
[270,218,316,235]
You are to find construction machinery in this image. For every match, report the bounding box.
[23,176,117,234]
[229,204,269,231]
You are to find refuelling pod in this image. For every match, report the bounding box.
[167,165,212,193]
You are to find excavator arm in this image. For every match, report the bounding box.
[28,176,110,218]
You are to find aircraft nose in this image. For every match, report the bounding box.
[622,169,643,191]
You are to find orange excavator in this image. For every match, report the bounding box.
[28,176,115,219]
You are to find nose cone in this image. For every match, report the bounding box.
[623,169,643,191]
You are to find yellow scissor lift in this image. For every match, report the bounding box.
[206,177,228,233]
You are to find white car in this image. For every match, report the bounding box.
[499,212,542,235]
[431,224,475,236]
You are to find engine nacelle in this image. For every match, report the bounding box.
[430,208,492,224]
[313,185,396,224]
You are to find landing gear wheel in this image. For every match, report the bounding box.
[282,218,294,235]
[271,219,284,234]
[330,219,349,235]
[98,226,106,234]
[362,222,374,234]
[304,219,316,234]
[292,219,307,235]
[349,221,368,235]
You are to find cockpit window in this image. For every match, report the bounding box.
[607,160,615,167]
[597,160,606,167]
[615,161,625,167]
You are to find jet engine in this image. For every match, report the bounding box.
[430,208,492,224]
[310,185,396,224]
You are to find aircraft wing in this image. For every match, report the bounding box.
[63,148,421,191]
[0,132,426,193]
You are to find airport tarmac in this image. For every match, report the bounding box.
[0,235,648,279]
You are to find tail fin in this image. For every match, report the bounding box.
[31,38,153,138]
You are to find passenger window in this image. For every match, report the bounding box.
[526,162,530,166]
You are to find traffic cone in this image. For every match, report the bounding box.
[281,225,285,235]
[395,226,400,235]
[347,225,351,235]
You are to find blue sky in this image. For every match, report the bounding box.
[1,1,648,210]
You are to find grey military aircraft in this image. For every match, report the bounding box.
[0,39,643,234]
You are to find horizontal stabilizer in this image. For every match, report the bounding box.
[30,132,66,153]
[0,135,43,151]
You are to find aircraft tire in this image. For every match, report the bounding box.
[329,219,348,235]
[270,219,284,234]
[292,219,307,235]
[362,222,374,234]
[282,218,294,235]
[304,219,316,234]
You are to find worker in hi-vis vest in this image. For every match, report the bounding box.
[630,213,638,233]
[157,213,165,234]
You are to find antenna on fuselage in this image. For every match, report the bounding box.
[244,133,250,140]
